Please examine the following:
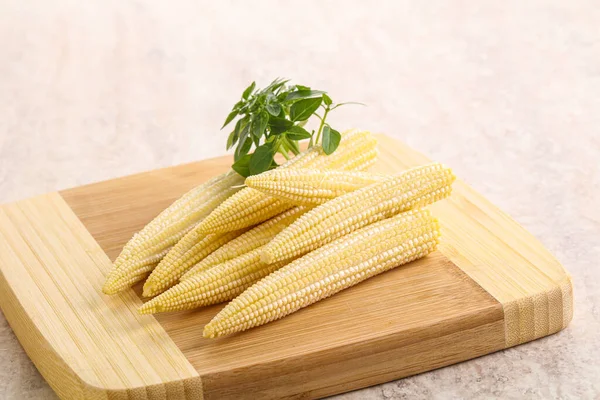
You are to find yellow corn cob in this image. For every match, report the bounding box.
[102,171,244,294]
[141,228,247,297]
[139,247,292,314]
[203,209,440,338]
[245,169,389,206]
[180,206,309,281]
[262,163,454,264]
[196,130,378,234]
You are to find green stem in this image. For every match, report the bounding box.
[278,143,291,160]
[315,106,330,144]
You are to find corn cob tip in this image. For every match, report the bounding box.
[138,295,169,314]
[203,323,218,339]
[260,250,273,264]
[102,277,127,295]
[103,267,150,295]
[138,301,159,315]
[102,284,127,296]
[101,285,117,295]
[141,283,158,298]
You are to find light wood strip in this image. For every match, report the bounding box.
[46,194,199,389]
[0,193,201,399]
[373,135,573,347]
[0,220,99,399]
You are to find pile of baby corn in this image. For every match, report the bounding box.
[102,130,455,338]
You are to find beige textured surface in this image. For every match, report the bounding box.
[0,1,598,399]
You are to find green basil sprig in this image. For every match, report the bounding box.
[222,78,362,177]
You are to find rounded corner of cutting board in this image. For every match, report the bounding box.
[1,286,204,399]
[0,193,203,399]
[562,274,575,325]
[500,271,574,348]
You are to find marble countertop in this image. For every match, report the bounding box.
[1,1,598,399]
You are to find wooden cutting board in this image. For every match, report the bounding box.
[0,135,572,400]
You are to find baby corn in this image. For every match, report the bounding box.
[196,130,378,234]
[261,163,454,264]
[245,169,389,206]
[203,209,440,338]
[181,206,309,281]
[102,171,243,294]
[139,248,291,314]
[142,229,246,297]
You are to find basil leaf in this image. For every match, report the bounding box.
[269,125,287,135]
[295,84,310,91]
[285,125,311,140]
[285,90,325,102]
[222,110,238,129]
[290,97,323,121]
[230,118,243,146]
[226,129,239,150]
[331,101,366,110]
[246,96,258,112]
[266,102,282,116]
[233,100,244,111]
[238,116,250,138]
[252,110,268,140]
[250,124,261,146]
[277,90,290,103]
[242,81,256,100]
[322,126,341,155]
[277,106,287,118]
[323,93,332,106]
[232,154,252,177]
[249,144,275,175]
[268,116,293,135]
[266,78,289,92]
[268,116,294,129]
[235,137,252,161]
[234,118,251,160]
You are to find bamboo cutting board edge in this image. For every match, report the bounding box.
[0,134,573,399]
[0,193,203,398]
[373,135,573,347]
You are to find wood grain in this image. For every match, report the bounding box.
[0,193,201,399]
[157,253,504,399]
[371,135,573,346]
[0,135,572,399]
